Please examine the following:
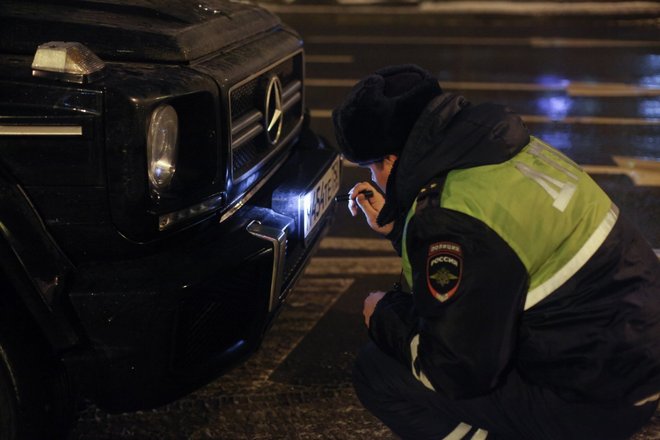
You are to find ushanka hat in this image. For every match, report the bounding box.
[332,64,442,164]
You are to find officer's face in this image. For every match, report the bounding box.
[367,154,397,193]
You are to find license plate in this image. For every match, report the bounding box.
[302,156,341,238]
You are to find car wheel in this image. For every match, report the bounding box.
[0,310,75,439]
[0,349,18,439]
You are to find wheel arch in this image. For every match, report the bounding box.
[0,164,80,352]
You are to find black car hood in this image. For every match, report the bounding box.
[0,0,281,63]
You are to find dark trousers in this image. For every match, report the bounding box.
[353,342,657,440]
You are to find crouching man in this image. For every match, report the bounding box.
[333,64,660,440]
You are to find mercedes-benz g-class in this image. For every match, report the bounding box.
[0,1,340,437]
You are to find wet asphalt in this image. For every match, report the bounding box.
[70,2,660,439]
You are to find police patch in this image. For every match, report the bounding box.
[426,241,463,302]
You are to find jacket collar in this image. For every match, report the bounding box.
[377,92,530,227]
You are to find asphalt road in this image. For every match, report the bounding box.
[71,3,660,439]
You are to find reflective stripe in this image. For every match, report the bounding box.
[401,199,417,289]
[410,334,436,391]
[635,393,660,406]
[528,140,580,181]
[471,429,489,440]
[514,161,577,212]
[525,205,619,310]
[443,422,472,440]
[0,125,82,136]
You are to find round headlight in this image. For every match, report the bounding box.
[147,104,179,189]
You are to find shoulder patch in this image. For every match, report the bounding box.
[426,241,463,302]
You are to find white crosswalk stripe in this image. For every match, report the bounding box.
[305,256,401,275]
[319,237,395,251]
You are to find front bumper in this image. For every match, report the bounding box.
[67,138,340,411]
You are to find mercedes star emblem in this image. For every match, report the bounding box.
[265,75,283,146]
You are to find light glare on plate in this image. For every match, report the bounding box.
[302,192,314,234]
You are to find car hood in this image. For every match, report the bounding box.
[0,0,281,63]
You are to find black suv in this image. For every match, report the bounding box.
[0,1,340,438]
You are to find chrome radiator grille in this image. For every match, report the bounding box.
[229,51,304,181]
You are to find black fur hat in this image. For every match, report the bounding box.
[332,64,442,164]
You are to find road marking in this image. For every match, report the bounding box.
[304,35,660,48]
[530,37,660,48]
[320,237,395,252]
[583,157,660,186]
[338,0,416,4]
[305,257,401,275]
[306,245,660,272]
[421,1,660,15]
[225,277,355,388]
[310,109,660,126]
[522,115,660,125]
[446,82,660,97]
[306,55,354,64]
[306,78,660,98]
[567,83,660,98]
[262,2,660,16]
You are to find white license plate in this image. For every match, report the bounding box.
[302,156,341,238]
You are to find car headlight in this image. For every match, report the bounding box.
[147,104,179,190]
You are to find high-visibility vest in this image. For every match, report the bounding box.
[402,137,618,310]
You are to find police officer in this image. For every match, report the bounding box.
[333,64,660,440]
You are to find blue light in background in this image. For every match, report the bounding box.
[639,99,660,119]
[535,75,570,89]
[536,95,573,121]
[640,55,660,87]
[534,131,572,152]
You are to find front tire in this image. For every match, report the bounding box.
[0,309,75,439]
[0,347,18,439]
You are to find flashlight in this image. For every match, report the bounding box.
[334,189,374,202]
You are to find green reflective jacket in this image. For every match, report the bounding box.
[402,137,617,310]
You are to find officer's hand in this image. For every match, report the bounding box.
[348,182,393,236]
[363,291,386,328]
